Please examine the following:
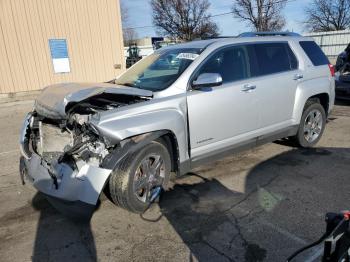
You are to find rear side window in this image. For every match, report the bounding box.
[253,43,298,76]
[299,41,329,66]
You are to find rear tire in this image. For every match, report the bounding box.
[294,100,326,148]
[109,140,171,213]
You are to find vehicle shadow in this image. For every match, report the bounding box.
[31,193,97,262]
[29,146,350,261]
[335,99,350,106]
[157,146,350,261]
[159,174,266,262]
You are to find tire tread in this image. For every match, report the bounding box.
[108,141,171,213]
[294,99,326,148]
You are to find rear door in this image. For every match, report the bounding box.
[251,42,300,130]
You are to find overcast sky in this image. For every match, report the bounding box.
[122,0,313,38]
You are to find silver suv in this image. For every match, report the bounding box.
[20,32,335,216]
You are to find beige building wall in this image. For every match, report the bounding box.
[0,0,125,94]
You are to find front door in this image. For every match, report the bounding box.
[187,44,260,159]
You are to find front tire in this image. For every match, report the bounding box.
[294,100,326,148]
[109,140,171,213]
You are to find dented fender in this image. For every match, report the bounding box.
[90,95,189,167]
[101,130,169,170]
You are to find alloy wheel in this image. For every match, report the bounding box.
[133,154,165,203]
[303,109,323,143]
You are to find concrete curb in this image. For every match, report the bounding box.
[0,90,40,104]
[0,99,34,108]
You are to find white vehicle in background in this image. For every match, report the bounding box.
[20,32,335,217]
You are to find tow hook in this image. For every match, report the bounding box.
[150,186,162,202]
[140,186,163,222]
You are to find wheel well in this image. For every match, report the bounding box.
[110,131,180,174]
[308,93,329,115]
[158,132,179,174]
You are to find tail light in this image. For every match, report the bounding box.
[328,64,335,77]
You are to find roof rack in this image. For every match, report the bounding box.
[200,36,235,40]
[238,31,301,37]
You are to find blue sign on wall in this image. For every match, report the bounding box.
[49,39,68,59]
[48,39,70,73]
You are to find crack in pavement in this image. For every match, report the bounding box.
[182,173,282,261]
[201,239,236,262]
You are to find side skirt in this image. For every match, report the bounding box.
[178,125,299,175]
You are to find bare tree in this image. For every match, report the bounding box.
[232,0,288,31]
[123,28,138,46]
[151,0,219,41]
[121,2,138,46]
[304,0,350,32]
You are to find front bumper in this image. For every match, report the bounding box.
[19,114,112,215]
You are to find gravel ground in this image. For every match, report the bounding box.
[0,100,349,262]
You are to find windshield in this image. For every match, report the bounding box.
[115,48,202,91]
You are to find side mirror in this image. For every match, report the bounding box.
[192,73,223,89]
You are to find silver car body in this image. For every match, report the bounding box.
[19,35,335,212]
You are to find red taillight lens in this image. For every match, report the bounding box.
[328,64,335,77]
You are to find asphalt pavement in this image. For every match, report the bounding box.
[0,100,349,262]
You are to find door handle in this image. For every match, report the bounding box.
[241,84,256,92]
[293,73,303,80]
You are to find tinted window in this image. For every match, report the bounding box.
[196,45,252,83]
[287,45,298,70]
[254,43,298,76]
[299,41,329,66]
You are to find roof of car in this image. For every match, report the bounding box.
[160,34,313,52]
[161,39,221,50]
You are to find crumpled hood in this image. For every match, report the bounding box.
[34,82,153,119]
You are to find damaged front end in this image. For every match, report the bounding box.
[19,83,152,218]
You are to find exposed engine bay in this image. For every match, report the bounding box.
[29,113,107,171]
[26,92,149,183]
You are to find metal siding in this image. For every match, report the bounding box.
[305,30,350,62]
[25,0,52,87]
[80,1,99,82]
[0,0,28,92]
[0,0,125,94]
[62,0,86,81]
[86,0,105,81]
[102,0,117,77]
[34,0,55,85]
[96,0,111,77]
[0,17,14,93]
[71,0,94,82]
[113,0,126,74]
[68,0,87,80]
[13,0,40,91]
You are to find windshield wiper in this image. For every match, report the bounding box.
[116,83,140,88]
[117,83,134,87]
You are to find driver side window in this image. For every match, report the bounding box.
[197,45,251,84]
